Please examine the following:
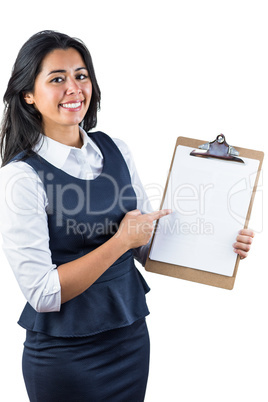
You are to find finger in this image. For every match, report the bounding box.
[233,248,248,259]
[238,228,255,238]
[236,234,253,245]
[146,209,172,221]
[233,237,252,251]
[233,243,250,253]
[127,209,141,216]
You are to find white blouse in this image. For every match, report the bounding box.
[0,129,152,313]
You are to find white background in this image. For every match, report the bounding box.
[0,1,267,401]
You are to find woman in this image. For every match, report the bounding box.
[0,30,254,401]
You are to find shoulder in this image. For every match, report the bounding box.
[88,131,132,160]
[111,137,131,157]
[88,131,130,151]
[0,161,46,206]
[87,130,134,168]
[0,160,40,183]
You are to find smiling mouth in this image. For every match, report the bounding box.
[60,101,83,109]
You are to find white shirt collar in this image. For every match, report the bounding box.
[34,128,103,169]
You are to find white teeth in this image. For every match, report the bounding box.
[61,102,81,109]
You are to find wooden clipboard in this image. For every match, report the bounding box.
[145,135,264,290]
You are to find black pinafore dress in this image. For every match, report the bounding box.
[14,132,150,401]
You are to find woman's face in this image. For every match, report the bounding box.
[24,48,92,135]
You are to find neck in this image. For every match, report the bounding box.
[43,125,83,148]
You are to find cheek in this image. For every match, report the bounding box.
[34,84,61,103]
[85,82,93,99]
[36,92,61,114]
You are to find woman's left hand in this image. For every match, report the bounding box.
[233,229,255,259]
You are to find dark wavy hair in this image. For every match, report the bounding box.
[0,30,101,166]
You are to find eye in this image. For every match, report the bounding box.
[50,77,64,83]
[76,73,88,80]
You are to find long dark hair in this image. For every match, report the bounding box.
[0,30,101,166]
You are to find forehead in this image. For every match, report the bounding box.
[40,48,86,72]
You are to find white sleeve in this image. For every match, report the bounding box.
[0,162,61,313]
[112,138,153,266]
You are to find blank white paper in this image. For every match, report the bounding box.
[149,145,259,276]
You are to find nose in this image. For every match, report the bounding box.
[66,78,82,95]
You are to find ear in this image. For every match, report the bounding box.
[23,93,35,105]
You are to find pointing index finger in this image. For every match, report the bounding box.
[148,209,172,221]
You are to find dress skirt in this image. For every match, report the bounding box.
[22,318,150,402]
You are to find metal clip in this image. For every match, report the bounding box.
[190,134,244,163]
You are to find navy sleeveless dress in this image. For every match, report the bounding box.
[14,132,150,401]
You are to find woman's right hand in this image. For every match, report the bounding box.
[116,209,172,250]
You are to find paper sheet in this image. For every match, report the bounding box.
[149,145,259,276]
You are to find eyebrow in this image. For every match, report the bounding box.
[47,67,88,76]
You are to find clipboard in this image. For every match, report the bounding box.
[145,135,264,290]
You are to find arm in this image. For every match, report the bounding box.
[0,163,171,310]
[0,158,252,313]
[0,163,61,313]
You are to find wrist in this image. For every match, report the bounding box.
[112,231,130,255]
